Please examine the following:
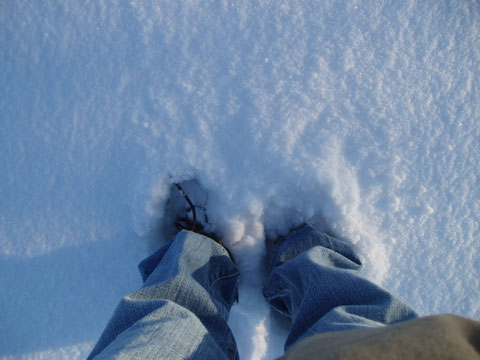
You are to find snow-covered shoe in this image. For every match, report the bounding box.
[162,179,234,261]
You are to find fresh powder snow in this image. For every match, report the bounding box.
[1,1,479,359]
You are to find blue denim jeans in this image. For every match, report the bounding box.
[88,226,417,359]
[263,225,417,350]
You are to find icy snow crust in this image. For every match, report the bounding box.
[1,0,479,358]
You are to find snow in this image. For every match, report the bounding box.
[1,0,479,358]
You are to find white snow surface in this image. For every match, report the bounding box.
[1,0,479,358]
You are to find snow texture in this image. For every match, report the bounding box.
[1,0,479,359]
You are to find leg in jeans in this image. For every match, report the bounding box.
[88,230,240,360]
[263,225,417,352]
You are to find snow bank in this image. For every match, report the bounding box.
[1,0,479,358]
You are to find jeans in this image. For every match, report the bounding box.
[88,225,417,359]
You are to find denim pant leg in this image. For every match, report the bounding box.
[88,230,240,360]
[263,225,417,352]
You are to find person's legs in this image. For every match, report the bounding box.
[263,224,417,352]
[88,230,240,360]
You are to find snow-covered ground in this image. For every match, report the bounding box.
[1,0,479,359]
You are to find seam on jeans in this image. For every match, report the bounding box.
[211,270,240,286]
[211,271,241,300]
[264,288,289,301]
[211,270,240,309]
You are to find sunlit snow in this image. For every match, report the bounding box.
[1,1,479,359]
